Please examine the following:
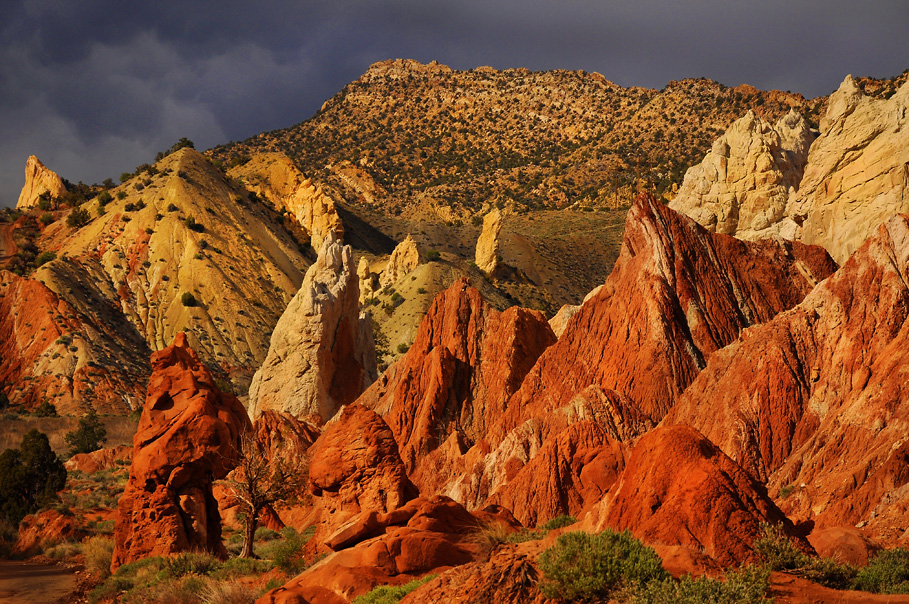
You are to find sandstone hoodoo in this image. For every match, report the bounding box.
[474,208,503,275]
[665,212,909,540]
[380,234,420,287]
[585,425,812,566]
[16,155,67,210]
[247,230,377,423]
[508,192,837,425]
[669,109,813,239]
[111,333,251,571]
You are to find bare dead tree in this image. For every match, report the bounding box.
[220,430,309,558]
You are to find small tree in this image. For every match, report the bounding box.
[64,409,107,456]
[221,431,308,558]
[67,207,91,229]
[0,430,66,525]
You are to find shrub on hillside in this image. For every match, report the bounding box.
[65,409,108,455]
[630,565,771,604]
[0,429,67,525]
[853,548,909,594]
[67,206,91,228]
[537,529,669,601]
[352,574,437,604]
[181,292,198,307]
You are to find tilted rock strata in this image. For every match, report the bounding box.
[670,110,813,238]
[786,76,909,263]
[16,155,66,209]
[474,208,503,274]
[227,152,344,250]
[111,333,250,570]
[380,234,420,287]
[508,192,836,426]
[248,230,376,422]
[664,213,909,539]
[586,425,812,566]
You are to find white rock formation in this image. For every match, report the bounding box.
[669,110,813,239]
[247,230,377,422]
[475,208,503,274]
[17,155,67,209]
[380,235,420,287]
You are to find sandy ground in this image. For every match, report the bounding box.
[0,560,78,604]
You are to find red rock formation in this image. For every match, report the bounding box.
[807,527,882,567]
[586,425,810,566]
[308,404,417,541]
[257,496,509,604]
[14,509,85,556]
[665,213,909,539]
[358,278,556,494]
[487,421,627,528]
[64,445,132,474]
[111,333,250,570]
[507,192,836,426]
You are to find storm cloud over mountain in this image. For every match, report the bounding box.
[1,0,907,205]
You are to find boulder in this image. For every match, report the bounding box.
[508,192,836,426]
[665,213,909,539]
[585,425,812,566]
[14,509,85,556]
[807,527,882,567]
[64,445,132,474]
[670,110,813,238]
[248,231,377,422]
[380,235,420,287]
[111,333,251,570]
[474,209,503,275]
[16,155,66,209]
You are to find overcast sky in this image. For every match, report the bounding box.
[1,0,907,206]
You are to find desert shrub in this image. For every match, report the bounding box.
[181,292,198,307]
[0,429,67,525]
[537,529,669,601]
[541,515,577,531]
[45,541,82,560]
[425,249,441,261]
[254,527,280,541]
[263,527,309,574]
[198,579,260,604]
[185,215,205,232]
[417,287,427,294]
[97,190,112,204]
[34,400,58,417]
[65,409,107,455]
[853,548,909,594]
[352,574,437,604]
[213,556,272,579]
[83,536,115,579]
[630,565,771,604]
[753,522,807,571]
[164,551,220,578]
[35,251,56,266]
[470,520,510,559]
[396,343,409,354]
[67,207,91,228]
[39,212,54,225]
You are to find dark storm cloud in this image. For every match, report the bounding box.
[2,0,907,205]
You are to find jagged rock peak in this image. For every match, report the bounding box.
[670,109,813,239]
[381,234,420,287]
[474,208,503,274]
[17,155,66,209]
[247,230,377,423]
[112,333,250,571]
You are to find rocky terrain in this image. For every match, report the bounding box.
[2,64,909,604]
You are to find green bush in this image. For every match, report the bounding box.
[66,207,91,228]
[64,409,107,455]
[853,548,909,594]
[96,190,112,205]
[181,292,198,307]
[630,565,771,604]
[541,515,577,531]
[164,551,219,578]
[33,400,58,417]
[83,536,114,579]
[263,527,309,574]
[39,213,54,225]
[753,522,806,571]
[352,574,437,604]
[537,530,669,601]
[425,250,441,261]
[0,429,67,525]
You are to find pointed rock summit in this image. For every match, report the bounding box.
[247,230,377,423]
[380,234,420,287]
[669,109,813,238]
[16,155,66,209]
[474,208,503,274]
[112,333,250,571]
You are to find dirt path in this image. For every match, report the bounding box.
[0,223,16,262]
[0,560,78,604]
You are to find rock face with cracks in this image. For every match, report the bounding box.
[508,192,836,425]
[665,212,909,540]
[380,234,420,287]
[248,230,377,423]
[16,155,66,209]
[111,333,250,571]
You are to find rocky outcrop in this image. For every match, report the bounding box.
[227,152,343,250]
[474,209,503,274]
[64,445,132,474]
[670,110,813,238]
[784,76,909,263]
[308,404,417,542]
[380,235,420,287]
[357,257,380,302]
[357,278,556,495]
[664,213,909,539]
[14,509,86,556]
[548,285,602,338]
[111,333,250,571]
[0,270,149,414]
[585,425,811,566]
[508,192,836,426]
[248,231,376,423]
[16,155,66,209]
